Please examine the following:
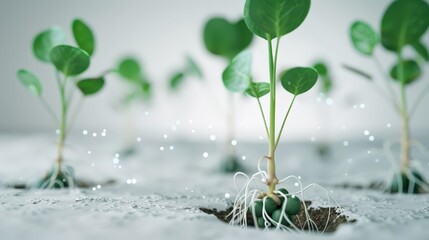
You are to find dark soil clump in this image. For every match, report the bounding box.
[200,201,354,233]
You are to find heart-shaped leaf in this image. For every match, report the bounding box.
[169,72,185,90]
[381,0,429,52]
[72,19,95,56]
[244,0,311,40]
[313,62,332,94]
[350,21,378,56]
[32,27,66,62]
[17,69,42,96]
[118,58,141,81]
[390,60,421,85]
[281,67,318,95]
[412,41,429,62]
[245,82,270,98]
[185,56,203,79]
[50,45,90,76]
[77,77,105,96]
[203,17,253,60]
[222,50,252,92]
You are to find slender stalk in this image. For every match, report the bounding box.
[397,51,410,172]
[256,97,270,139]
[39,96,59,126]
[56,73,69,171]
[373,57,401,111]
[266,36,280,194]
[275,95,297,150]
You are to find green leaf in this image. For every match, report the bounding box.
[222,50,252,92]
[169,72,185,90]
[72,19,95,56]
[412,41,429,62]
[381,0,429,52]
[118,58,141,81]
[313,62,332,94]
[390,60,421,85]
[203,17,253,59]
[32,27,66,62]
[280,67,318,95]
[245,82,270,98]
[17,69,42,96]
[76,77,105,96]
[244,0,311,40]
[350,21,378,56]
[141,81,152,97]
[342,64,373,81]
[185,56,203,79]
[50,45,90,76]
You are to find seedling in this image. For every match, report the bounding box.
[169,56,203,91]
[203,16,253,173]
[112,57,153,157]
[347,0,429,193]
[224,0,332,231]
[17,19,108,189]
[312,61,334,159]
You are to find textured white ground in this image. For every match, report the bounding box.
[1,134,429,240]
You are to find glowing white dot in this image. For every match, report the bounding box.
[343,141,349,146]
[386,123,392,128]
[92,133,97,137]
[360,104,366,109]
[210,135,216,141]
[326,98,334,105]
[294,182,299,187]
[203,152,209,158]
[92,187,96,191]
[231,140,237,146]
[310,137,316,142]
[113,158,119,164]
[144,111,149,116]
[353,105,358,109]
[115,153,120,158]
[169,146,174,150]
[102,129,107,132]
[163,134,168,139]
[225,193,230,198]
[188,120,193,124]
[171,125,177,131]
[369,136,375,141]
[160,146,164,151]
[118,165,122,169]
[298,176,301,179]
[126,179,132,184]
[96,185,101,189]
[55,129,60,135]
[208,125,213,129]
[88,151,92,154]
[131,179,137,184]
[191,129,196,133]
[136,137,142,142]
[345,173,348,176]
[368,150,371,154]
[242,156,247,160]
[101,132,106,137]
[82,130,88,135]
[259,136,263,140]
[364,130,370,136]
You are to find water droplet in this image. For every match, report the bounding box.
[136,137,142,142]
[96,185,101,189]
[242,156,246,160]
[231,140,237,146]
[131,179,137,184]
[169,146,174,150]
[326,98,334,105]
[386,123,392,128]
[82,130,88,135]
[369,136,375,141]
[115,153,120,158]
[225,193,230,198]
[203,152,209,158]
[113,158,119,164]
[294,182,299,187]
[101,132,106,137]
[163,134,168,139]
[298,176,301,179]
[92,187,96,191]
[126,179,132,184]
[345,173,348,176]
[360,103,366,109]
[191,129,196,133]
[88,151,92,154]
[210,135,216,141]
[92,133,97,137]
[343,141,349,146]
[160,146,164,151]
[364,130,370,136]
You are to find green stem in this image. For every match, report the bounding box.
[397,51,410,172]
[56,72,69,170]
[39,96,59,126]
[256,97,270,139]
[275,95,297,150]
[266,36,281,194]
